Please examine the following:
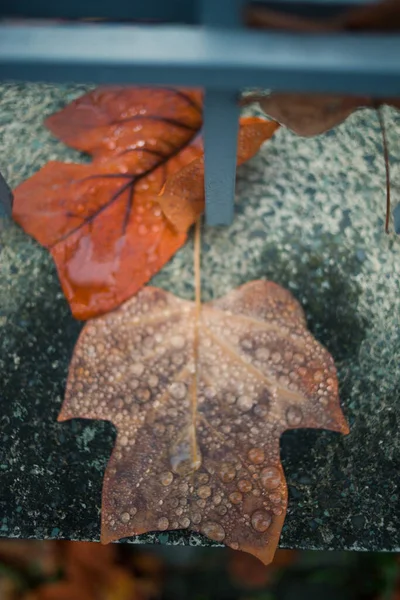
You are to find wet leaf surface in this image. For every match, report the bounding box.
[13,87,273,320]
[12,87,202,320]
[59,281,348,565]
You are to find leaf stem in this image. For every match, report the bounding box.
[191,218,202,469]
[377,105,391,234]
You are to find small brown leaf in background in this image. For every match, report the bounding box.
[59,281,348,565]
[244,0,400,136]
[246,0,400,33]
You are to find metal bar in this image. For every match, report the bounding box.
[200,0,243,225]
[251,0,376,19]
[0,0,196,23]
[1,26,400,97]
[0,172,13,218]
[201,0,245,27]
[203,90,240,226]
[0,0,378,20]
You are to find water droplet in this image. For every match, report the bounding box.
[169,382,187,400]
[251,510,272,532]
[171,335,185,349]
[131,363,144,376]
[269,492,281,504]
[197,499,206,508]
[169,424,201,475]
[121,512,130,523]
[230,542,239,550]
[197,473,209,484]
[273,506,283,516]
[138,224,148,236]
[137,387,151,403]
[191,512,202,524]
[260,466,281,490]
[120,435,128,447]
[201,521,226,542]
[229,492,243,504]
[217,505,227,516]
[255,347,270,361]
[198,485,212,499]
[160,471,173,486]
[179,483,189,494]
[248,448,265,464]
[238,479,252,493]
[254,404,268,418]
[148,374,159,387]
[237,395,254,411]
[293,353,305,364]
[313,370,324,382]
[225,393,236,405]
[218,464,236,483]
[157,517,169,531]
[286,406,303,427]
[271,352,281,364]
[180,517,190,528]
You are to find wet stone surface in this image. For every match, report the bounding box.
[0,83,399,551]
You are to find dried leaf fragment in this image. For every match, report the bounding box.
[59,281,348,565]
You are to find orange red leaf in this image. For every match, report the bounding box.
[13,87,277,320]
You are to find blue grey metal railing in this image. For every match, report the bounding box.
[0,0,399,225]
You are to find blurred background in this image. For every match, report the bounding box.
[0,540,398,600]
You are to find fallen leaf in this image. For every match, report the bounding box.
[340,0,400,32]
[244,0,400,136]
[59,280,348,565]
[246,0,400,33]
[30,542,139,600]
[13,88,273,320]
[158,118,279,232]
[241,94,370,137]
[13,87,202,320]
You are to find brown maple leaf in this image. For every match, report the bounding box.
[59,281,348,565]
[13,87,275,320]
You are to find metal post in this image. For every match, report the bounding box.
[202,0,244,225]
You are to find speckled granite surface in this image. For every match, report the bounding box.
[0,84,399,551]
